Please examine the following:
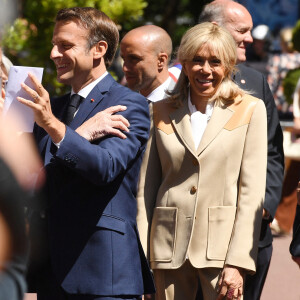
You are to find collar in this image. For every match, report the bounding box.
[187,90,214,120]
[71,71,108,98]
[146,76,172,102]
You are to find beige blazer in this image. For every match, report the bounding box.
[137,94,267,274]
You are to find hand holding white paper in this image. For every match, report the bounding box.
[3,66,44,132]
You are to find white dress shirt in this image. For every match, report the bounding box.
[71,71,108,115]
[146,77,172,102]
[188,92,214,150]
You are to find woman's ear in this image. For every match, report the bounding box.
[182,62,188,76]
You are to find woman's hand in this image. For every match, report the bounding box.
[76,105,129,141]
[217,265,244,300]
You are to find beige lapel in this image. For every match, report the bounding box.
[155,98,236,156]
[169,100,196,154]
[197,103,233,156]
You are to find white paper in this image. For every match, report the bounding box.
[3,66,44,132]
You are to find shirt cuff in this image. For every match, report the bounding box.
[53,135,65,149]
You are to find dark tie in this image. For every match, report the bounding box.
[63,94,82,125]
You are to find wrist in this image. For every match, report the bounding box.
[224,264,245,275]
[45,118,66,143]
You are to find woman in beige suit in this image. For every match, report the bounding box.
[137,22,267,300]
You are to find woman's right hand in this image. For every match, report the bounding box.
[217,265,244,300]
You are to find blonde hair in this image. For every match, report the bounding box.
[280,27,294,53]
[169,22,244,105]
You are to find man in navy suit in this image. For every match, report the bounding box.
[199,1,284,299]
[18,7,155,300]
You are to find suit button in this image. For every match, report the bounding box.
[190,186,197,194]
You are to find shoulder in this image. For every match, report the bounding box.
[153,98,177,118]
[236,64,268,99]
[234,94,265,113]
[94,73,147,104]
[240,93,261,105]
[109,81,148,105]
[237,63,264,79]
[104,82,150,126]
[227,94,260,108]
[224,95,265,130]
[152,99,180,135]
[94,77,149,116]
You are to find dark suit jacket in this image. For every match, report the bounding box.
[33,74,155,296]
[234,64,284,247]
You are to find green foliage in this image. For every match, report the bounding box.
[2,0,147,95]
[98,0,147,23]
[283,68,300,105]
[142,0,210,48]
[284,21,300,104]
[292,20,300,53]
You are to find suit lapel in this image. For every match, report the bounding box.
[233,65,248,90]
[169,100,196,154]
[197,104,233,156]
[70,74,115,129]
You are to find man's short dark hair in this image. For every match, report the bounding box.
[56,7,119,68]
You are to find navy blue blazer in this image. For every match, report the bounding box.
[34,74,155,296]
